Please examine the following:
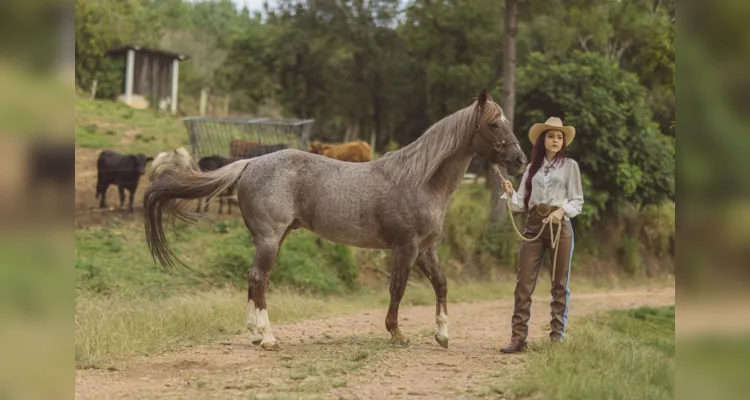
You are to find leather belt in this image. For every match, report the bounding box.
[531,204,557,218]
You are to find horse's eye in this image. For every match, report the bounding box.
[489,123,499,129]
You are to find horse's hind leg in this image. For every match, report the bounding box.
[246,227,292,351]
[416,246,449,348]
[386,242,419,346]
[246,240,278,350]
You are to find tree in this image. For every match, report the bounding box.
[514,0,675,138]
[489,0,517,231]
[515,51,674,226]
[74,0,140,95]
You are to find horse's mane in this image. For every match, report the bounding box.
[375,99,502,188]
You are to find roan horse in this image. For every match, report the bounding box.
[144,90,527,351]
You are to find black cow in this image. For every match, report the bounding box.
[96,150,153,212]
[196,155,237,214]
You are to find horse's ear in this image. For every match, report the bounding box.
[478,88,488,107]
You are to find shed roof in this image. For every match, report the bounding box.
[107,44,190,61]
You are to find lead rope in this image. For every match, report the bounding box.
[491,164,562,278]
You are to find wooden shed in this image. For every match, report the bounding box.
[106,45,189,114]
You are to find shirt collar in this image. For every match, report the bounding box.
[543,156,560,171]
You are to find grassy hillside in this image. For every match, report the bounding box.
[75,97,189,155]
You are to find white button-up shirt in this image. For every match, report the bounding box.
[501,157,584,219]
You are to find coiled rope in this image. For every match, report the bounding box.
[492,164,563,277]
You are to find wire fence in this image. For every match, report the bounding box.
[182,116,315,160]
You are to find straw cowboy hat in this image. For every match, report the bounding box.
[528,117,576,145]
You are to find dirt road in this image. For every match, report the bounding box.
[75,286,674,400]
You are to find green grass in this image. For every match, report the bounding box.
[75,97,189,154]
[498,305,675,399]
[75,217,360,299]
[678,335,750,400]
[0,61,71,139]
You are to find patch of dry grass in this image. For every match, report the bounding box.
[75,276,673,369]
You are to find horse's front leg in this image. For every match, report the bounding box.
[416,246,449,348]
[386,242,419,346]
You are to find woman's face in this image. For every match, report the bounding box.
[544,130,564,155]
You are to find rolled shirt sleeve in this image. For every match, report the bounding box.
[562,160,584,219]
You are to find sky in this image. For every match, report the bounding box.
[231,0,274,12]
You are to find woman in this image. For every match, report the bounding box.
[499,116,584,353]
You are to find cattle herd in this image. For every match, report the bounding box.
[94,138,373,214]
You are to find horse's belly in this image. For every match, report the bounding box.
[314,227,389,249]
[304,208,388,249]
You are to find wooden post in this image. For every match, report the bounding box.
[199,87,208,116]
[223,94,230,116]
[171,58,179,115]
[125,48,135,105]
[90,79,97,100]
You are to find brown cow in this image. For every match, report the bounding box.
[229,139,262,158]
[309,140,372,162]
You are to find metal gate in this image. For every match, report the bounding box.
[182,116,315,160]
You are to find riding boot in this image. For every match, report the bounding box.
[549,220,575,342]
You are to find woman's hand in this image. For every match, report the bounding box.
[502,180,514,196]
[548,208,566,223]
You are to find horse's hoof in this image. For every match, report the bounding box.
[261,341,280,351]
[435,334,449,349]
[251,338,262,345]
[391,337,410,347]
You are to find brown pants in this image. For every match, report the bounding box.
[510,207,575,342]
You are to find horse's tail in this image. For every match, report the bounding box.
[144,158,252,269]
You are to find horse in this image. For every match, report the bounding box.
[144,89,527,351]
[229,139,263,158]
[309,140,372,162]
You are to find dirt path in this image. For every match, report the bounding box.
[75,286,674,400]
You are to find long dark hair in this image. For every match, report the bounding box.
[523,130,567,210]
